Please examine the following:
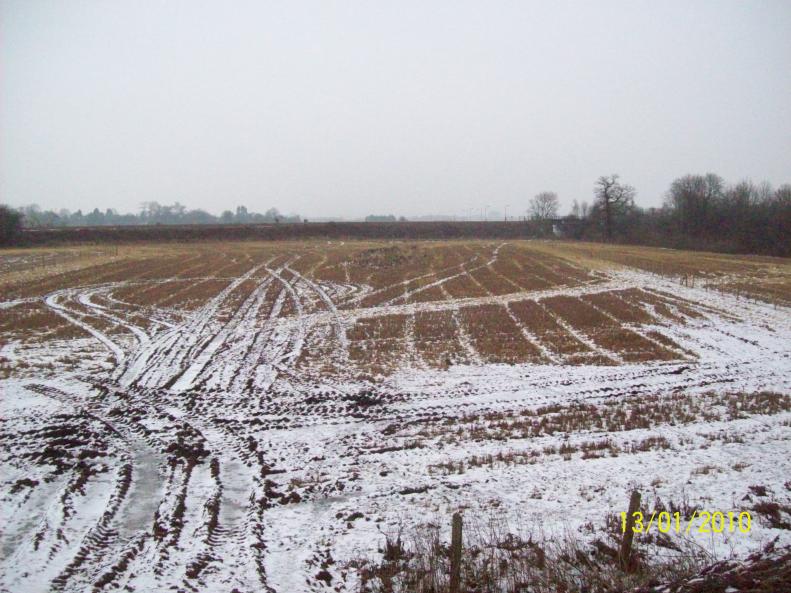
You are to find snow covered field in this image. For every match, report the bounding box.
[1,240,789,592]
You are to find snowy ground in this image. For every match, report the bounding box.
[1,242,790,593]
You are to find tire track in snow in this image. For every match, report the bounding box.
[44,291,126,364]
[117,259,270,388]
[285,265,349,352]
[171,274,278,392]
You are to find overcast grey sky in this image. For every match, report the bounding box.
[1,0,789,219]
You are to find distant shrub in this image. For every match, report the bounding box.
[0,205,23,245]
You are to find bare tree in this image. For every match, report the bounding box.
[665,173,723,235]
[569,199,591,219]
[529,192,559,220]
[594,175,635,239]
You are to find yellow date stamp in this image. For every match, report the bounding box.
[620,510,752,534]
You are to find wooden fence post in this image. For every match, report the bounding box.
[619,489,641,572]
[450,512,462,593]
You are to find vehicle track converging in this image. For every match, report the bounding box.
[2,241,790,592]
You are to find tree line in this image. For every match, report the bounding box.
[7,201,301,231]
[527,173,790,256]
[364,214,409,222]
[2,173,790,255]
